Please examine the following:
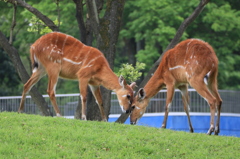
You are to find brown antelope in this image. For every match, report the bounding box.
[130,39,222,135]
[18,32,136,121]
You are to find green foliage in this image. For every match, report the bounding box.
[27,16,61,35]
[0,112,240,158]
[116,62,146,83]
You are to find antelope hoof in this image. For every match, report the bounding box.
[214,127,219,135]
[207,127,215,135]
[190,128,194,133]
[81,115,87,121]
[102,119,108,122]
[161,125,166,129]
[56,113,62,117]
[18,109,23,114]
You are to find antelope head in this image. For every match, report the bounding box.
[130,88,149,124]
[115,76,136,114]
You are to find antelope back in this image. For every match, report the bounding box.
[30,32,108,79]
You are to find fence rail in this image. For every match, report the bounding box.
[0,89,240,116]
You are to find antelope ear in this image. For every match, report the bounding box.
[138,88,146,100]
[130,82,136,90]
[119,75,127,88]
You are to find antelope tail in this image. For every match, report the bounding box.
[204,71,211,85]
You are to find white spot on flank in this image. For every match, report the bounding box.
[63,58,82,65]
[184,60,190,64]
[169,65,185,71]
[57,59,61,63]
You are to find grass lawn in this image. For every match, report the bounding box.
[0,112,239,158]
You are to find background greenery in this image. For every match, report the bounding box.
[0,0,240,96]
[1,112,240,158]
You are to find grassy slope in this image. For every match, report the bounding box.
[0,112,239,159]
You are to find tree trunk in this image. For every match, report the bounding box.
[116,0,210,123]
[0,31,52,116]
[84,0,125,121]
[73,0,87,43]
[124,38,137,65]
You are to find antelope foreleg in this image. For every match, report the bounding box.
[47,75,61,117]
[79,80,89,121]
[161,86,175,129]
[178,85,194,133]
[89,85,107,121]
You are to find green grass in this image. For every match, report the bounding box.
[0,112,239,159]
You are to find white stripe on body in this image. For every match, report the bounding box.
[63,58,82,65]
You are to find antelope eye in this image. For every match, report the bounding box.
[127,94,131,99]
